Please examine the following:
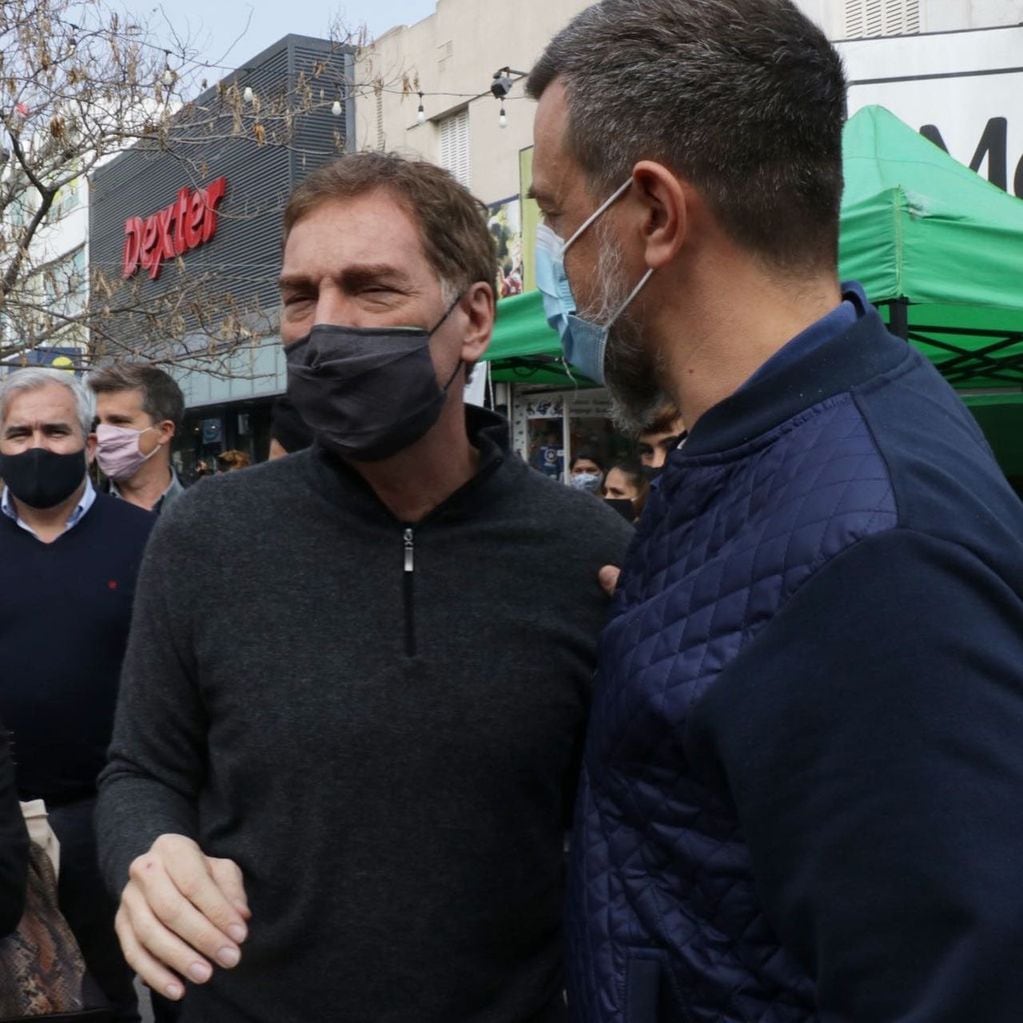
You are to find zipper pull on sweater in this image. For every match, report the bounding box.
[402,527,416,657]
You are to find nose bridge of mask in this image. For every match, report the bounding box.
[535,224,576,316]
[535,176,634,331]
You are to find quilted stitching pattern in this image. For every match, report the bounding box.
[569,393,897,1022]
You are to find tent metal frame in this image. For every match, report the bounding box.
[878,299,1023,387]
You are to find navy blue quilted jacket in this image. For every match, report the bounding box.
[568,307,1023,1022]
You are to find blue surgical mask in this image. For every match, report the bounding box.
[569,471,602,494]
[534,178,654,385]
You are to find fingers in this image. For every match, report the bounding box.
[115,900,187,1001]
[117,835,249,991]
[156,836,249,946]
[208,855,251,921]
[598,564,621,597]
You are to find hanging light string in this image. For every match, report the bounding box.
[0,9,535,133]
[411,67,528,129]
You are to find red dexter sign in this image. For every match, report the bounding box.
[122,177,228,281]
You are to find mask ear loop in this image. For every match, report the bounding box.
[558,175,636,389]
[563,177,634,252]
[428,293,465,335]
[609,268,655,325]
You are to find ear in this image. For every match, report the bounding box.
[458,281,496,366]
[156,419,176,446]
[85,431,97,465]
[631,161,689,270]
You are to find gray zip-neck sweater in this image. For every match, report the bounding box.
[97,409,632,1023]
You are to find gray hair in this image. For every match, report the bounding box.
[0,367,96,438]
[527,0,847,271]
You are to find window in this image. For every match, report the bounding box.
[439,108,470,188]
[845,0,920,37]
[54,177,82,219]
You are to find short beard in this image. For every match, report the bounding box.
[578,224,669,436]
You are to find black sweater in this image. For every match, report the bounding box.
[97,411,633,1023]
[0,493,154,803]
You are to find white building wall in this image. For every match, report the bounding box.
[795,0,1023,37]
[360,0,1023,210]
[0,167,90,359]
[356,0,591,206]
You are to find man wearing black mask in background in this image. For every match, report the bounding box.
[0,367,154,1020]
[97,153,632,1023]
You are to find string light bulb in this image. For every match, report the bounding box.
[161,51,173,87]
[498,102,507,128]
[331,99,342,117]
[243,85,254,104]
[417,92,426,125]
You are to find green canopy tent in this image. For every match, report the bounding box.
[841,104,1023,474]
[483,106,1023,469]
[840,104,1023,391]
[484,289,571,387]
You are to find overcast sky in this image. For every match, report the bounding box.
[121,0,438,68]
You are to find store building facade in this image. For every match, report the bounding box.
[89,34,354,475]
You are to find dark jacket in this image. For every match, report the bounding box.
[568,309,1023,1022]
[98,408,633,1023]
[0,724,28,936]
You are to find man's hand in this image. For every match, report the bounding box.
[115,834,250,1001]
[599,565,621,597]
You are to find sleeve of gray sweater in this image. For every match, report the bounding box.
[97,504,206,895]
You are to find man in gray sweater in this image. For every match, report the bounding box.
[97,153,632,1022]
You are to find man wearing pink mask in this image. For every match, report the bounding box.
[89,365,185,515]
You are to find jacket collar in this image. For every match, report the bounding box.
[680,310,911,458]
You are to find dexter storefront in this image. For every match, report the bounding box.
[88,34,354,475]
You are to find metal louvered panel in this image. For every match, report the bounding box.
[866,0,884,36]
[845,0,920,36]
[89,35,354,351]
[439,108,471,188]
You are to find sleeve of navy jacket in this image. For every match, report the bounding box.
[697,529,1023,1021]
[567,309,1023,1023]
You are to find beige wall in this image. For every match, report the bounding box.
[356,0,1023,207]
[355,0,590,206]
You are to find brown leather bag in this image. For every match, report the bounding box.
[0,809,111,1022]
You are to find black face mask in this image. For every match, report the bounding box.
[285,302,462,463]
[0,447,87,510]
[641,464,663,483]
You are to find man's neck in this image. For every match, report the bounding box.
[351,401,480,523]
[652,254,842,430]
[11,481,87,544]
[114,455,172,511]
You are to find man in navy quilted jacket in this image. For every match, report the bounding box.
[528,2,1023,1020]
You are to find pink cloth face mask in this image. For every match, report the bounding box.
[95,423,161,480]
